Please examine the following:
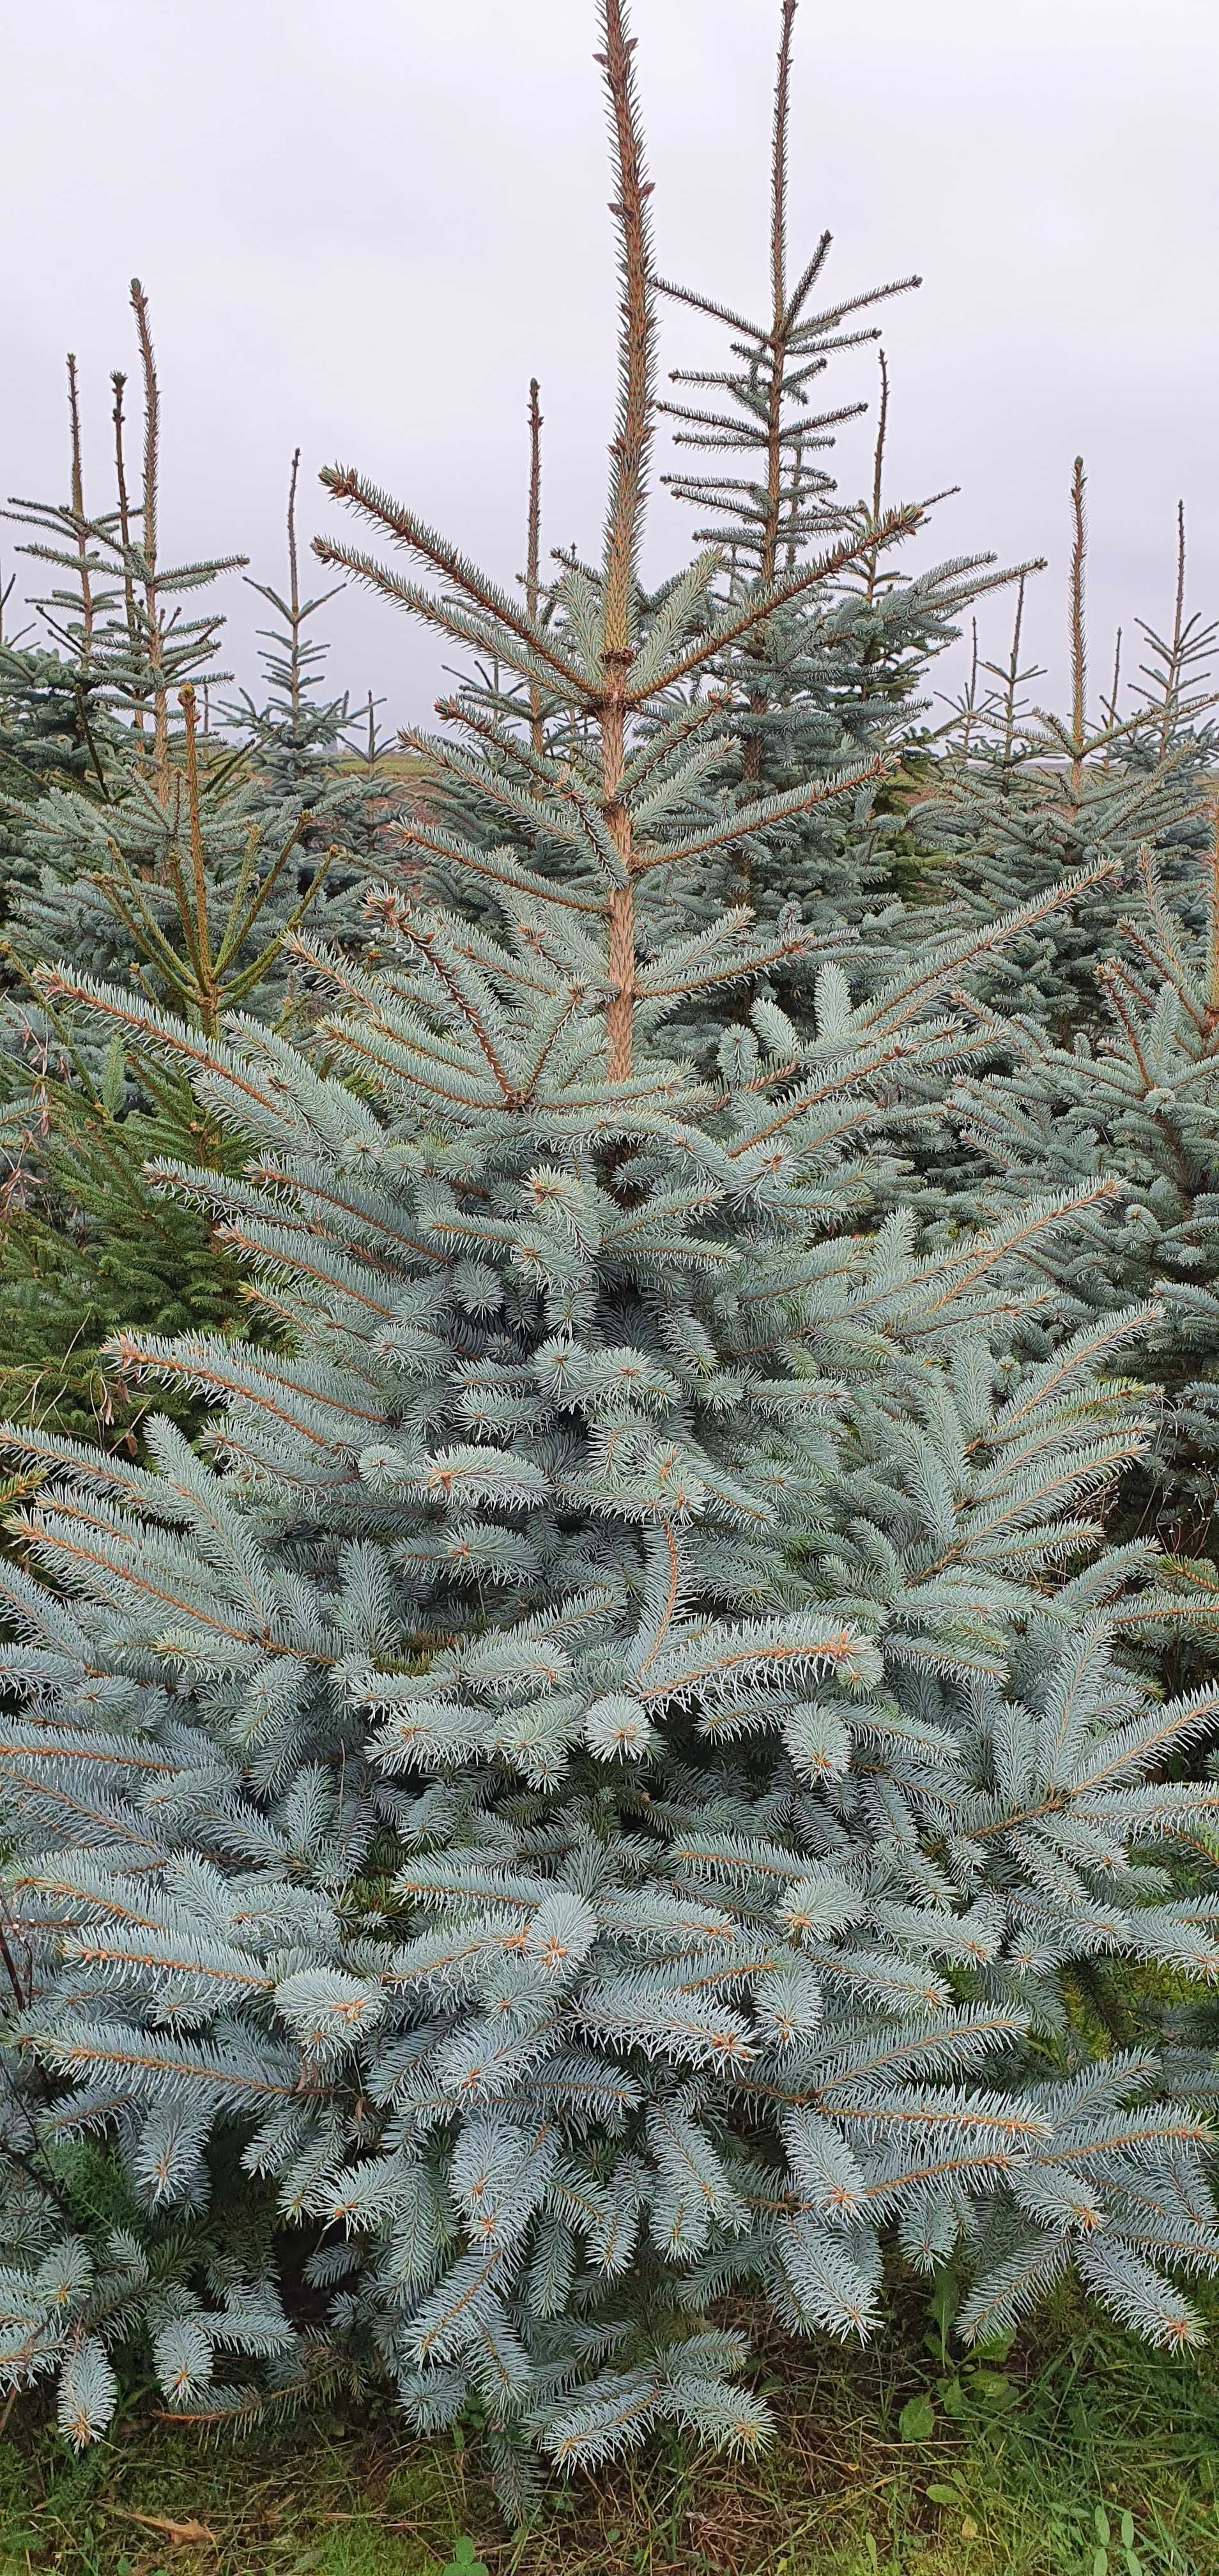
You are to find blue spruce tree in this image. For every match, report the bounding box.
[1,0,1218,2515]
[949,817,1219,1551]
[0,295,395,1434]
[648,0,1032,951]
[919,463,1218,1031]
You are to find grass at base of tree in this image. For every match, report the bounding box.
[3,2284,1218,2576]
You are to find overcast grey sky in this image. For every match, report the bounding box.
[3,0,1217,731]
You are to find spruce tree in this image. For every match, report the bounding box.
[226,445,399,887]
[0,363,117,875]
[1,0,1218,2509]
[0,298,381,1436]
[949,822,1219,1549]
[920,465,1217,1031]
[647,0,1032,951]
[228,448,353,810]
[911,494,1219,1536]
[1,294,348,1019]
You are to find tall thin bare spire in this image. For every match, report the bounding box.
[130,278,169,793]
[1068,454,1088,805]
[526,381,544,755]
[596,0,657,1077]
[65,354,94,664]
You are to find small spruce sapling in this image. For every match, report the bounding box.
[0,295,347,1435]
[921,463,1217,1031]
[651,0,1035,951]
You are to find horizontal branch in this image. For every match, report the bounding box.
[633,507,923,700]
[319,466,594,696]
[633,751,889,872]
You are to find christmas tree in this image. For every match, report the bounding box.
[649,0,1032,951]
[919,464,1217,1030]
[1,0,1217,2518]
[0,295,391,1436]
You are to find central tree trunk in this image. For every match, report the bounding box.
[602,670,635,1079]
